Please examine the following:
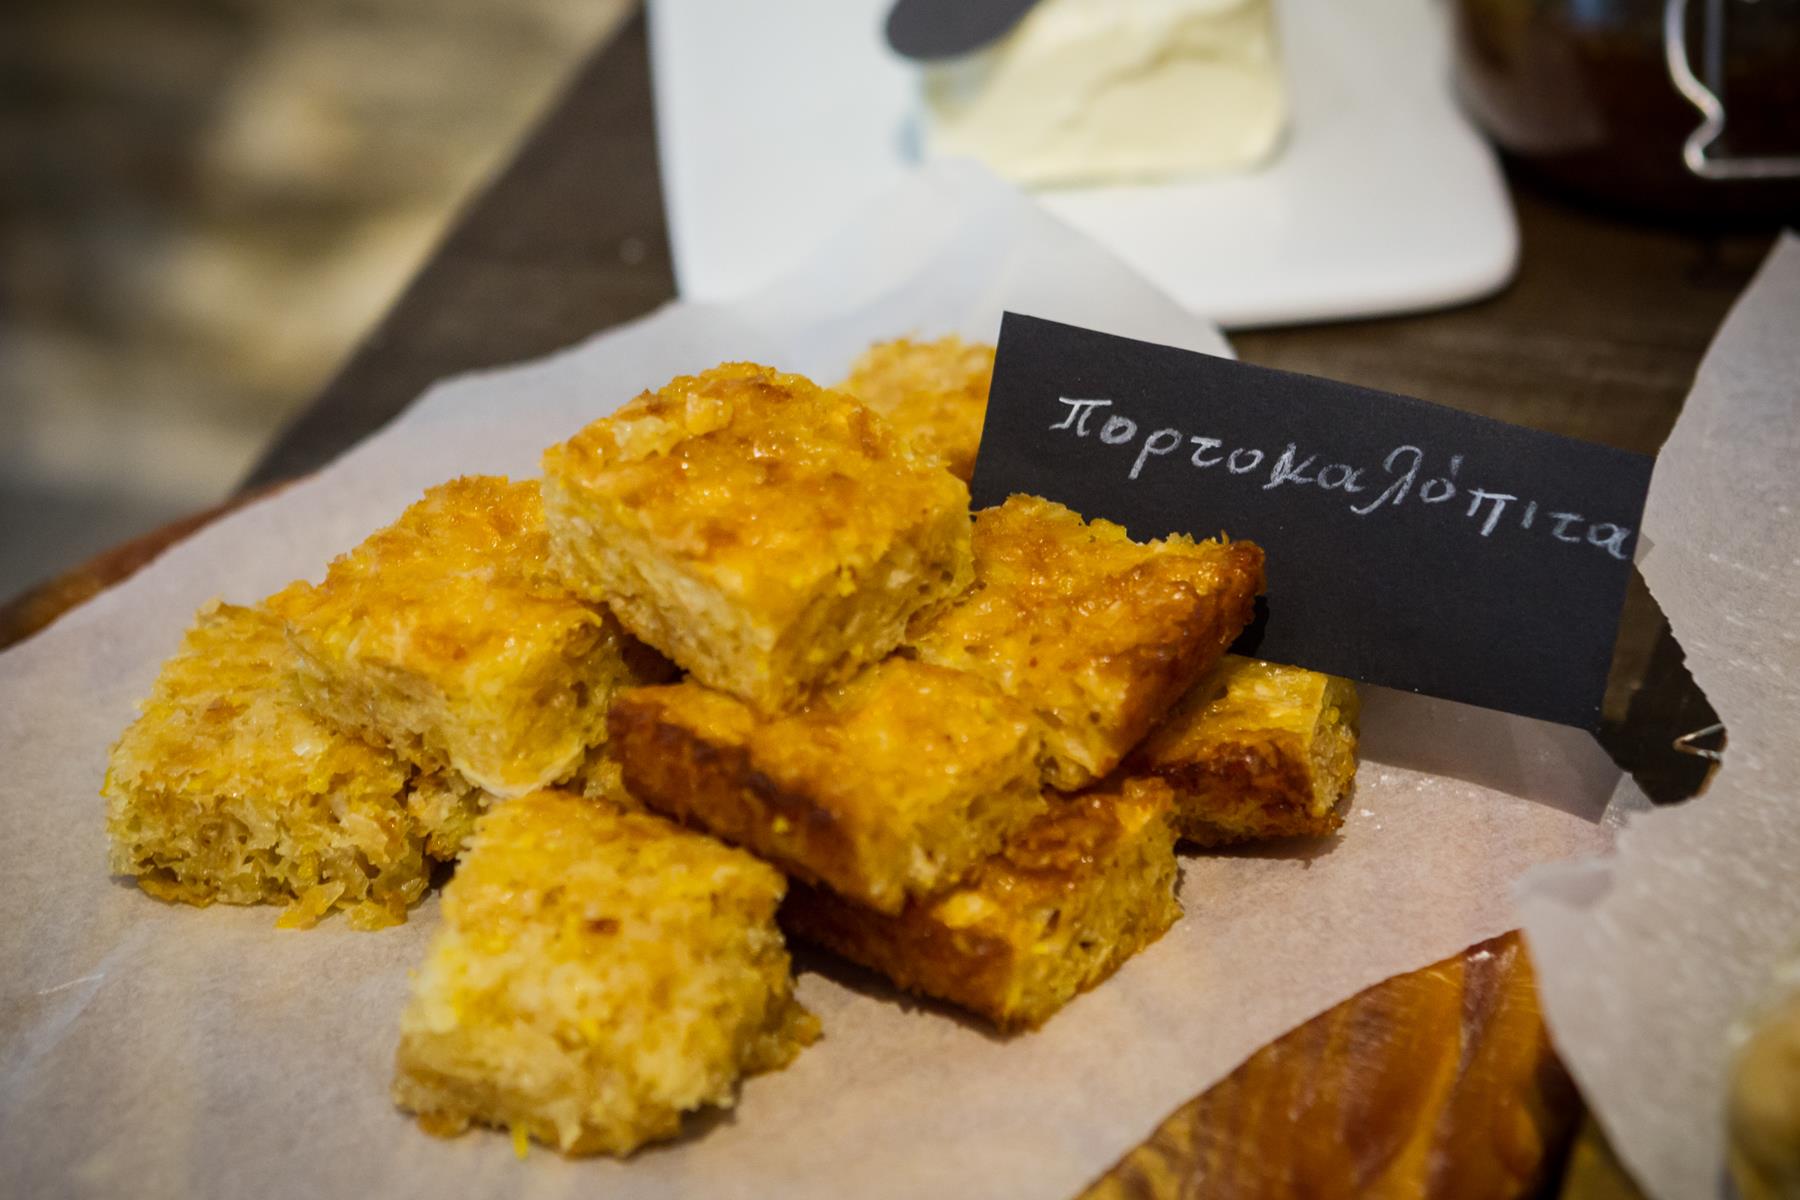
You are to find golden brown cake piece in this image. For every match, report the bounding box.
[783,778,1181,1031]
[103,601,483,929]
[392,790,816,1157]
[1125,655,1359,847]
[541,363,974,712]
[908,495,1264,791]
[609,657,1046,915]
[838,336,994,482]
[268,476,671,798]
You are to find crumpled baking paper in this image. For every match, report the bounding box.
[0,163,1617,1200]
[1518,232,1800,1200]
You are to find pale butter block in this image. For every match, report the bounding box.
[923,0,1286,187]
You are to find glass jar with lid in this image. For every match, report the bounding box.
[1453,0,1800,221]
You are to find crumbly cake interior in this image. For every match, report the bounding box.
[103,601,481,929]
[393,790,816,1156]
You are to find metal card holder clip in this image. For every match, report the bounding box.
[1673,721,1727,762]
[1664,0,1800,181]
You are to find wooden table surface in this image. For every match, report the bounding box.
[3,9,1780,1197]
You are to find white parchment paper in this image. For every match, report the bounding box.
[0,164,1617,1200]
[1519,233,1800,1200]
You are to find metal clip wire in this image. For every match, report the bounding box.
[1673,722,1727,762]
[1664,0,1800,181]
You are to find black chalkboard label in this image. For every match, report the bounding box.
[970,314,1656,729]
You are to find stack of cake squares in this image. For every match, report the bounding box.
[103,343,1361,1160]
[544,362,1264,1036]
[840,339,1361,847]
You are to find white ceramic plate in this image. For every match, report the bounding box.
[650,0,1518,328]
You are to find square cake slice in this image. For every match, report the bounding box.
[782,778,1182,1030]
[268,476,671,798]
[541,363,974,711]
[608,657,1046,915]
[837,336,995,482]
[103,601,481,929]
[908,494,1264,791]
[1125,655,1360,846]
[392,790,816,1157]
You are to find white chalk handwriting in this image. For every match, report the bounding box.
[1050,396,1635,560]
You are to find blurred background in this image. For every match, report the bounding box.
[6,0,1794,613]
[1,0,631,602]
